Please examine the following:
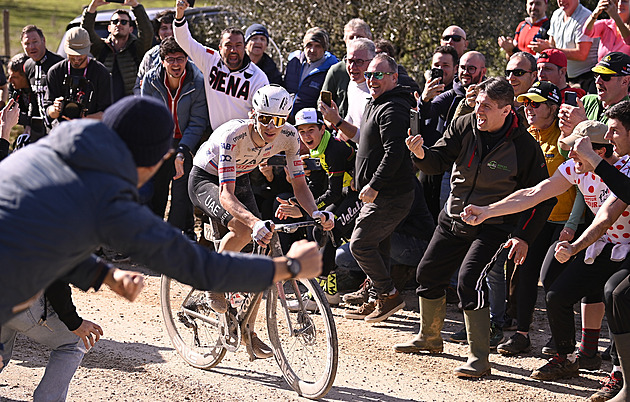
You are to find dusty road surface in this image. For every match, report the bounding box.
[0,264,611,402]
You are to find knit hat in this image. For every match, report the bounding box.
[516,81,561,105]
[245,23,269,43]
[592,52,630,76]
[103,96,174,167]
[537,49,567,68]
[303,27,329,52]
[559,120,609,148]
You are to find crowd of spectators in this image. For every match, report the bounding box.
[2,0,630,400]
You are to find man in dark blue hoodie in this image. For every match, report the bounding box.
[0,96,322,331]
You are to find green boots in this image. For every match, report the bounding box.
[454,308,491,378]
[393,296,446,353]
[609,332,630,402]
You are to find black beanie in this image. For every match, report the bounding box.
[103,96,175,167]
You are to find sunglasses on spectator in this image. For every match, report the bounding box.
[256,113,287,127]
[442,34,464,42]
[505,69,532,77]
[164,56,186,64]
[459,65,478,74]
[110,19,130,26]
[521,99,543,108]
[595,73,622,82]
[364,71,395,80]
[343,55,373,67]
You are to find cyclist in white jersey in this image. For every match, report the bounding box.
[188,85,334,358]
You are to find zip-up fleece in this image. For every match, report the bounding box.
[141,62,208,152]
[356,85,416,196]
[413,111,556,244]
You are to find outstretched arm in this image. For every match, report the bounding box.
[555,195,628,263]
[461,170,571,225]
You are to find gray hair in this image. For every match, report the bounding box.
[344,18,372,40]
[373,53,397,73]
[348,38,376,58]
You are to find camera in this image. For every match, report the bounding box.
[61,75,93,119]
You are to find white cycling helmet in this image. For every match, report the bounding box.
[252,84,293,117]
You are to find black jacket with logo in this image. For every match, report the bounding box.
[413,110,556,244]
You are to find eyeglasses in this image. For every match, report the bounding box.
[164,56,186,64]
[595,73,622,82]
[110,19,130,26]
[256,113,287,127]
[363,71,395,80]
[522,99,543,108]
[442,34,464,42]
[343,55,373,67]
[505,69,533,77]
[459,65,478,74]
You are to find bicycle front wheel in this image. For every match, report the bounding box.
[266,278,338,399]
[160,275,226,369]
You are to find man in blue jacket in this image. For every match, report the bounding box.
[141,36,208,239]
[0,96,321,332]
[284,27,338,118]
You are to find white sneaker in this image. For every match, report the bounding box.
[287,295,319,312]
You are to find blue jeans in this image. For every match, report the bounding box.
[487,248,507,327]
[0,295,85,402]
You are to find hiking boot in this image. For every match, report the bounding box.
[454,308,492,378]
[243,332,273,359]
[530,354,579,381]
[541,337,557,356]
[208,291,228,314]
[578,351,603,371]
[608,332,630,402]
[365,291,406,323]
[344,300,376,320]
[587,371,623,402]
[497,332,531,356]
[342,279,371,305]
[449,327,468,344]
[393,296,445,354]
[490,322,504,349]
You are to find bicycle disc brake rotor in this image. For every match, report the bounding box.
[295,311,317,345]
[219,312,241,352]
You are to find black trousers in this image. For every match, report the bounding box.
[546,244,624,355]
[604,259,630,335]
[416,210,511,310]
[150,150,194,233]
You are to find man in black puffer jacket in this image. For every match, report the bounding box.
[344,53,417,324]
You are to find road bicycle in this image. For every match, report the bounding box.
[160,219,338,399]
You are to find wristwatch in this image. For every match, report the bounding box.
[286,257,301,279]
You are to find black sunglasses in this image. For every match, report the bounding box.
[595,73,622,82]
[110,19,130,26]
[442,34,464,42]
[505,69,533,77]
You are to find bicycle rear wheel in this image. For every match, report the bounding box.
[266,277,338,399]
[160,275,226,369]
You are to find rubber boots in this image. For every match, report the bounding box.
[609,332,630,402]
[393,296,446,353]
[454,308,491,378]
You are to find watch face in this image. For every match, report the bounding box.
[288,258,301,278]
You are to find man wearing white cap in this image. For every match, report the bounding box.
[45,27,112,122]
